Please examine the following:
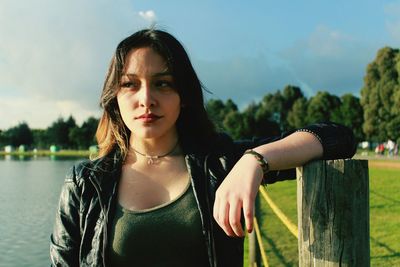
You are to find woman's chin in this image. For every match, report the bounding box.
[130,128,177,141]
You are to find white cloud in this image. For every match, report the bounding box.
[280,25,375,96]
[192,24,372,107]
[383,2,400,15]
[307,25,354,57]
[138,10,157,23]
[193,25,374,106]
[387,20,400,43]
[0,0,153,129]
[384,2,400,43]
[55,100,101,124]
[194,54,297,106]
[0,96,101,129]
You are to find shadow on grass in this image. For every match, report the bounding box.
[370,204,399,209]
[370,236,400,258]
[263,234,294,267]
[371,253,400,259]
[370,190,400,204]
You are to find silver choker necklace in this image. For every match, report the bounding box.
[132,142,179,165]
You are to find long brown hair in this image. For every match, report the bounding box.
[95,29,216,159]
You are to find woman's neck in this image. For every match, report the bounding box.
[126,133,181,165]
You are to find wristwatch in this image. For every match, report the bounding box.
[244,149,270,181]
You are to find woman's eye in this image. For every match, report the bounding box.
[155,80,174,89]
[121,82,139,89]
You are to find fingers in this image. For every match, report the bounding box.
[243,199,254,233]
[222,203,236,236]
[229,199,244,237]
[213,192,246,237]
[212,152,262,238]
[213,196,235,237]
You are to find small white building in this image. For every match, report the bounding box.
[5,145,13,153]
[89,145,98,153]
[361,141,370,149]
[18,145,26,152]
[50,145,60,152]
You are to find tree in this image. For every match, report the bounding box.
[336,94,364,142]
[306,91,341,123]
[241,102,280,138]
[32,129,50,149]
[241,102,258,138]
[47,116,77,148]
[223,111,245,140]
[225,99,238,113]
[361,47,400,142]
[260,91,284,129]
[0,130,6,148]
[257,86,305,131]
[206,99,238,132]
[282,85,305,130]
[287,97,308,129]
[3,122,34,147]
[206,99,227,131]
[69,117,99,149]
[255,110,280,138]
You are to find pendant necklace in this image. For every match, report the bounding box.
[132,142,179,165]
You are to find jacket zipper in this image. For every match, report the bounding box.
[88,173,108,267]
[203,155,218,267]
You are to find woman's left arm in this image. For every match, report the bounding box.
[213,131,329,237]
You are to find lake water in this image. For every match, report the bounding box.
[0,156,85,267]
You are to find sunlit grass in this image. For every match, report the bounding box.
[244,162,400,266]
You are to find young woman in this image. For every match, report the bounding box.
[50,29,356,267]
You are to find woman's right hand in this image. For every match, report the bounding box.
[213,154,263,237]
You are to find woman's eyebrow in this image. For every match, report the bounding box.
[152,72,173,78]
[122,71,173,78]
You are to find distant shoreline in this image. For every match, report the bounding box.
[1,150,398,159]
[0,150,93,157]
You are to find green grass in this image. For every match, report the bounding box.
[369,168,400,266]
[244,165,400,266]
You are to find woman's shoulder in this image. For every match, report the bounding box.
[64,159,95,184]
[64,154,111,179]
[66,150,123,188]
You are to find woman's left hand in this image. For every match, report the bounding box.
[213,154,263,237]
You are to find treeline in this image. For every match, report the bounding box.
[207,46,400,145]
[1,46,399,149]
[361,47,400,143]
[206,86,364,141]
[0,86,365,150]
[0,116,99,150]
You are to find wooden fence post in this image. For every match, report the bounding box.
[297,159,370,266]
[249,194,261,266]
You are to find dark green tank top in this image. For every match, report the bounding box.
[107,181,210,267]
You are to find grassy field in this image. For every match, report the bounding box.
[244,161,400,266]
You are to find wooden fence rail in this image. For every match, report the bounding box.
[249,159,370,267]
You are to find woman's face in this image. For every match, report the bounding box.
[117,47,181,141]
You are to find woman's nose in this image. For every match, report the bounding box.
[138,83,155,108]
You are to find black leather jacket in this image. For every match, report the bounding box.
[50,122,356,267]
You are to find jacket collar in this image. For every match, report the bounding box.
[88,147,123,192]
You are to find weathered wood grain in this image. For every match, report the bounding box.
[297,159,369,267]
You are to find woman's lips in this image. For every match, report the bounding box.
[135,113,162,123]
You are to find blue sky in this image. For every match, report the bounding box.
[0,0,399,129]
